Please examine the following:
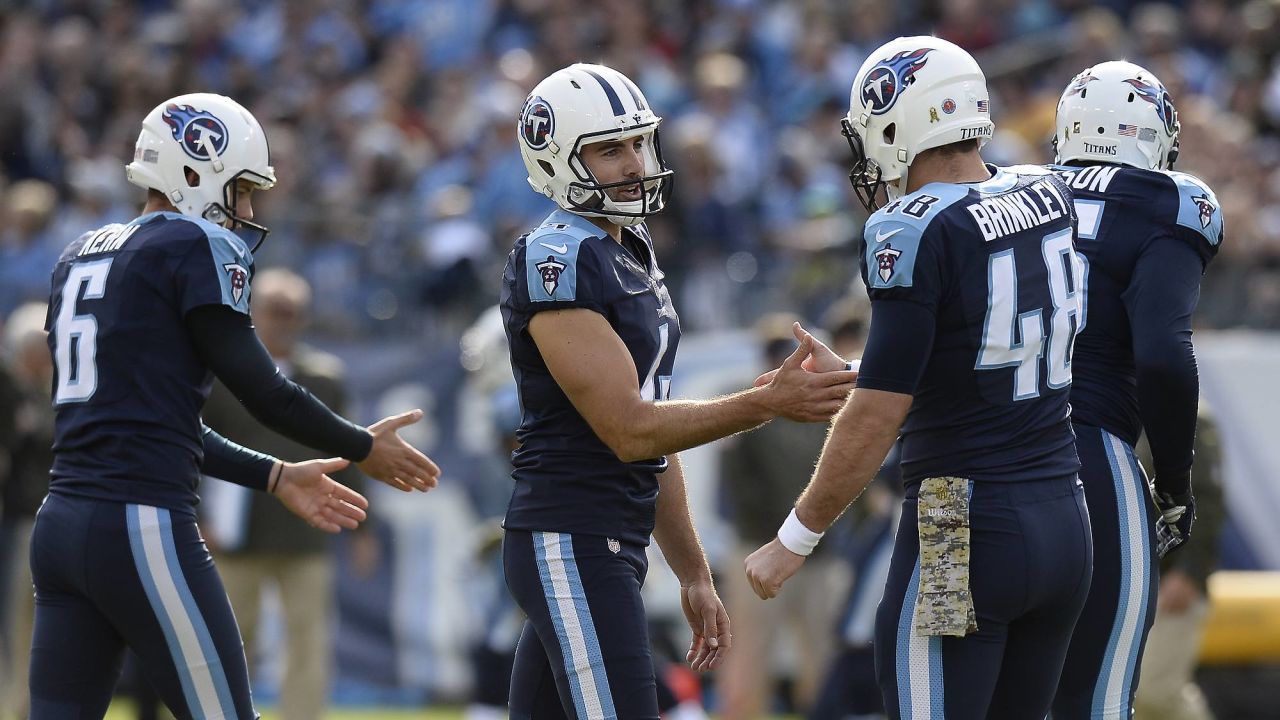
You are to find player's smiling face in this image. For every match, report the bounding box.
[581,136,646,203]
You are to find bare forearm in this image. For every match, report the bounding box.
[653,456,712,585]
[532,309,854,463]
[795,389,908,532]
[615,390,774,463]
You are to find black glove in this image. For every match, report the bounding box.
[1153,489,1195,559]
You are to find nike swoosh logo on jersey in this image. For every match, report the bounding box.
[540,242,569,254]
[875,227,902,243]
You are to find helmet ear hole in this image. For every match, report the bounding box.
[184,166,201,187]
[538,160,556,177]
[883,123,896,145]
[1127,92,1135,102]
[1081,88,1087,99]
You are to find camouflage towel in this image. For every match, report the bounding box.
[914,476,979,637]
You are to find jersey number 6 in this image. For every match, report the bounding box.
[53,259,114,404]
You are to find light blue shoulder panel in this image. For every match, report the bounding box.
[1166,171,1223,247]
[164,212,255,314]
[863,183,970,289]
[524,210,604,302]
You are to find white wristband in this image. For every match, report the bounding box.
[777,508,824,556]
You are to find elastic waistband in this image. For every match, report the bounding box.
[44,489,198,519]
[905,473,1079,501]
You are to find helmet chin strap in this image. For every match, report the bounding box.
[885,174,906,202]
[603,197,645,221]
[608,211,646,227]
[570,176,657,226]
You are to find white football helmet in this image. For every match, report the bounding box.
[1054,60,1180,171]
[518,63,672,227]
[125,93,277,247]
[842,36,994,212]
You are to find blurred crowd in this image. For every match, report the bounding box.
[3,0,1280,339]
[0,0,1276,715]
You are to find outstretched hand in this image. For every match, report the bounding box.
[760,329,857,422]
[272,458,369,533]
[754,322,855,386]
[357,409,442,492]
[680,580,731,672]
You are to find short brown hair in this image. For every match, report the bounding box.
[917,138,980,161]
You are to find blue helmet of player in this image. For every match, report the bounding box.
[125,93,277,249]
[518,63,673,227]
[842,36,994,212]
[1054,60,1181,171]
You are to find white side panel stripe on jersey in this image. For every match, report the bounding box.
[534,531,617,719]
[1093,431,1154,718]
[127,505,235,720]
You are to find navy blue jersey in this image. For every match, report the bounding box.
[1049,164,1221,464]
[501,210,680,545]
[46,211,255,510]
[856,165,1083,484]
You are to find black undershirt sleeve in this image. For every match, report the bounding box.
[186,305,374,462]
[1123,234,1205,498]
[200,425,275,491]
[854,299,937,396]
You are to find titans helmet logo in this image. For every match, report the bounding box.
[1066,72,1098,97]
[1124,78,1178,135]
[1192,194,1216,230]
[521,96,555,151]
[162,104,229,161]
[861,48,935,116]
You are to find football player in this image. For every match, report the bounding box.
[501,63,856,719]
[1048,61,1220,719]
[30,93,440,719]
[745,37,1094,718]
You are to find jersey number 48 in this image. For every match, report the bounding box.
[976,229,1087,401]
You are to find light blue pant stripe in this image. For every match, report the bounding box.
[533,532,590,720]
[533,531,617,719]
[896,559,944,719]
[154,508,239,717]
[1118,442,1154,706]
[557,533,617,719]
[127,505,205,719]
[1092,431,1153,719]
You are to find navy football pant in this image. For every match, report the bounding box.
[29,493,256,719]
[875,475,1093,719]
[1053,425,1159,719]
[504,530,658,720]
